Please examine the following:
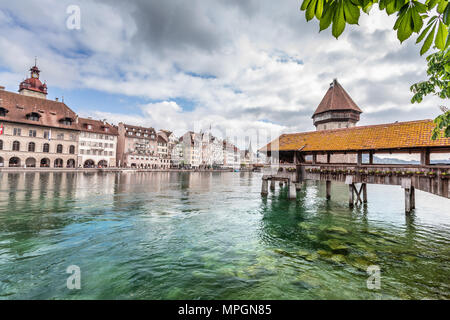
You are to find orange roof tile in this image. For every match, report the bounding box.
[260,120,450,153]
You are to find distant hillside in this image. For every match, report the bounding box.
[363,154,450,165]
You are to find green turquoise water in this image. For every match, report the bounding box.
[0,171,449,299]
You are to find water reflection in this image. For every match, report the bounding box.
[0,172,449,299]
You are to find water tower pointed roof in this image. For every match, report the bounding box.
[312,79,362,117]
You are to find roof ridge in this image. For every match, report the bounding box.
[282,119,434,137]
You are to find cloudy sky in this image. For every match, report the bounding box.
[0,0,444,149]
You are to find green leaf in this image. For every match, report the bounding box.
[397,8,414,42]
[444,4,450,25]
[343,0,361,25]
[306,0,317,21]
[315,0,324,19]
[411,7,424,33]
[426,0,440,10]
[319,3,334,31]
[421,24,437,55]
[427,15,438,26]
[435,21,449,49]
[437,0,448,14]
[332,1,346,38]
[417,22,434,43]
[362,2,373,14]
[445,28,450,48]
[413,1,428,13]
[300,0,312,11]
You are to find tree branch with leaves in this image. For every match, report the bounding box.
[300,0,450,139]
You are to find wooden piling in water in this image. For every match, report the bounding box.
[288,181,297,200]
[349,183,354,208]
[362,183,367,203]
[326,181,331,200]
[270,180,275,191]
[261,179,268,196]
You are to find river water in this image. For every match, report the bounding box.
[0,171,449,299]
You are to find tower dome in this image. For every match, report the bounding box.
[312,79,362,131]
[19,62,48,99]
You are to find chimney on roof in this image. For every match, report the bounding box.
[0,86,5,91]
[55,97,59,102]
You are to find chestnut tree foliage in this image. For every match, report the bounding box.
[300,0,450,139]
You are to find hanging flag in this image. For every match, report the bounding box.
[0,124,3,135]
[48,129,52,141]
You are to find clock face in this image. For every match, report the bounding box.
[32,72,38,78]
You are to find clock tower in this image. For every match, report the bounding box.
[19,62,48,99]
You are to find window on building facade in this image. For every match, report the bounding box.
[43,143,50,153]
[80,149,84,154]
[13,128,21,136]
[109,151,113,156]
[56,144,63,153]
[0,140,2,150]
[29,130,37,137]
[43,131,49,139]
[12,141,20,151]
[57,133,64,140]
[86,150,90,155]
[69,145,75,154]
[28,142,35,152]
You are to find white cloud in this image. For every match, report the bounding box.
[0,1,443,149]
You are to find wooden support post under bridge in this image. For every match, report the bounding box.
[346,176,367,207]
[326,180,331,200]
[402,178,415,214]
[270,180,275,191]
[261,179,268,196]
[288,181,297,199]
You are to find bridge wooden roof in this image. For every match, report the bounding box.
[260,120,450,153]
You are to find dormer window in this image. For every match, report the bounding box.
[0,107,8,117]
[60,117,73,125]
[26,112,41,121]
[104,127,109,133]
[86,124,93,130]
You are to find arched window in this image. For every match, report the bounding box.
[12,141,20,151]
[28,142,35,152]
[69,145,75,154]
[54,159,63,168]
[0,140,3,150]
[56,144,63,153]
[43,143,50,153]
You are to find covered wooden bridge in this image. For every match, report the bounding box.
[259,119,450,213]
